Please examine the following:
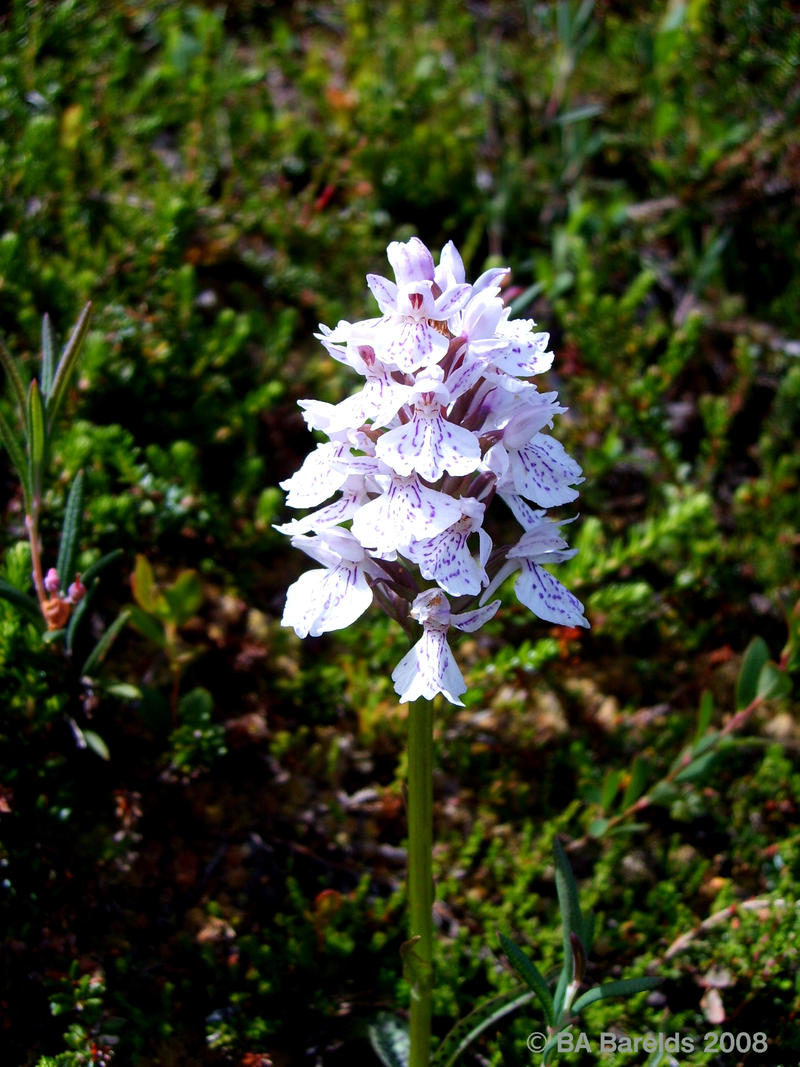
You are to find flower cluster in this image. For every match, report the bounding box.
[42,566,85,631]
[277,237,588,705]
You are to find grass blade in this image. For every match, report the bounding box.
[41,313,56,396]
[56,469,85,588]
[46,302,91,430]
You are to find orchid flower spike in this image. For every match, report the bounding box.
[277,236,588,705]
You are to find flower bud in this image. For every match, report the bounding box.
[67,575,86,604]
[44,568,60,596]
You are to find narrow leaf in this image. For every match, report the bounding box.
[82,729,110,761]
[0,405,32,506]
[81,608,131,677]
[736,636,769,709]
[620,757,649,811]
[66,549,124,653]
[694,690,714,741]
[0,335,28,416]
[432,988,535,1067]
[499,933,554,1027]
[56,469,85,587]
[600,768,621,813]
[79,548,123,589]
[46,302,91,430]
[0,577,43,625]
[367,1013,409,1067]
[41,313,56,396]
[553,837,587,955]
[26,378,46,490]
[571,976,661,1014]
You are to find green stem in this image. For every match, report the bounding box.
[408,698,434,1067]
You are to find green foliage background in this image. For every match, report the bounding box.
[0,1,799,1064]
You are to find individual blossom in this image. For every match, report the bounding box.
[276,235,589,705]
[391,590,501,705]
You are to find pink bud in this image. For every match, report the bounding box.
[67,575,86,604]
[44,568,60,596]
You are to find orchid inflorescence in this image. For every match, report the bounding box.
[277,236,588,705]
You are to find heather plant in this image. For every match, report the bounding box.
[0,308,126,741]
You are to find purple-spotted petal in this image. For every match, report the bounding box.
[451,598,501,632]
[280,441,353,508]
[380,316,449,373]
[391,628,466,705]
[509,434,583,507]
[375,414,481,482]
[366,273,399,314]
[282,561,373,637]
[351,475,462,554]
[514,561,589,628]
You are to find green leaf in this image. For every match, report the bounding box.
[757,661,791,702]
[26,378,46,492]
[432,987,535,1067]
[648,781,679,806]
[499,933,554,1027]
[56,469,85,588]
[694,690,714,741]
[41,313,56,396]
[0,334,28,416]
[128,605,167,649]
[46,302,91,430]
[781,595,800,673]
[588,816,610,839]
[571,976,661,1014]
[178,686,214,720]
[600,768,621,813]
[673,749,718,785]
[688,729,721,761]
[81,608,131,678]
[0,577,43,625]
[79,548,123,589]
[163,569,203,627]
[0,405,31,507]
[105,682,142,701]
[736,636,769,709]
[367,1013,409,1067]
[66,549,124,654]
[553,837,587,959]
[620,756,649,811]
[131,554,162,614]
[82,729,110,761]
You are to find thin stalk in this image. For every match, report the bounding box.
[408,698,434,1067]
[26,503,47,607]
